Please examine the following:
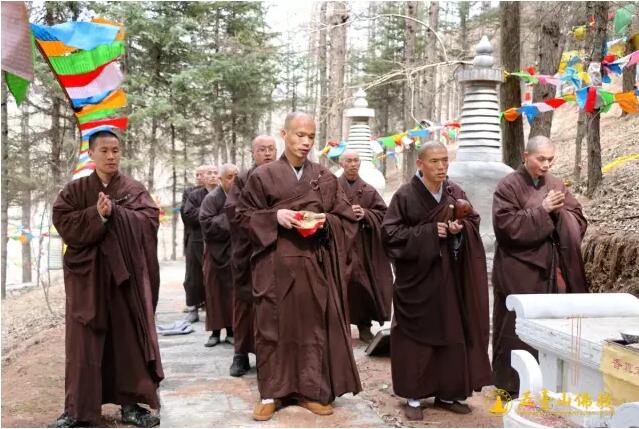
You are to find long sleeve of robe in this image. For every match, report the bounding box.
[224,167,257,353]
[52,172,163,422]
[338,175,393,325]
[236,155,362,404]
[491,166,588,393]
[382,176,492,400]
[199,187,233,331]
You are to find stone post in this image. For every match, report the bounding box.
[448,36,513,260]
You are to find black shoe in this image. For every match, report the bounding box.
[205,335,220,347]
[185,309,199,323]
[229,353,250,377]
[121,404,160,428]
[48,412,87,428]
[434,398,471,414]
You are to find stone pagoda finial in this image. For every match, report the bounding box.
[473,36,495,68]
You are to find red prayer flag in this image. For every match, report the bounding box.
[544,98,566,108]
[58,60,117,87]
[584,87,597,112]
[78,117,128,132]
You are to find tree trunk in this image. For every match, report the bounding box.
[21,101,32,283]
[147,117,158,192]
[459,2,470,58]
[574,111,585,185]
[499,1,525,168]
[586,1,608,196]
[230,113,237,164]
[170,124,177,260]
[424,1,439,120]
[45,6,63,191]
[402,1,419,183]
[529,12,564,138]
[326,1,348,143]
[1,74,9,299]
[318,1,328,167]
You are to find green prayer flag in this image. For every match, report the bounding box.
[599,90,615,113]
[47,41,124,75]
[5,72,29,105]
[76,108,119,124]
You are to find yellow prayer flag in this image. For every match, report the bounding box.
[75,89,127,117]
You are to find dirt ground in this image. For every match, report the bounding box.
[1,277,502,428]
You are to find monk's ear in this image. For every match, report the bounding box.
[280,128,287,141]
[88,148,95,160]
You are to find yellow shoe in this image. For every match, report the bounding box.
[252,401,277,421]
[298,400,334,415]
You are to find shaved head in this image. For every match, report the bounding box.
[417,141,447,160]
[284,111,314,130]
[526,135,555,154]
[340,149,361,181]
[219,163,238,176]
[252,135,277,166]
[252,135,276,150]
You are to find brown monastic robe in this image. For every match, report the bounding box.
[338,175,393,326]
[52,171,163,422]
[181,187,207,307]
[224,166,257,353]
[199,186,234,332]
[237,155,362,403]
[382,175,492,400]
[492,166,587,393]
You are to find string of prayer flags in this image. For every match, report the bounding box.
[31,18,128,179]
[500,88,639,122]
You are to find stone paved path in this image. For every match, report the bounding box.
[155,260,386,427]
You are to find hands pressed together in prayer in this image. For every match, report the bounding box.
[277,209,326,229]
[352,205,365,221]
[97,192,112,218]
[436,220,464,238]
[542,189,565,213]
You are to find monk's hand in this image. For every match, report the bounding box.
[277,209,302,229]
[437,222,448,238]
[315,213,327,228]
[542,190,565,213]
[447,220,464,235]
[97,192,112,218]
[352,205,365,221]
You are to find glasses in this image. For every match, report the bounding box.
[256,147,275,153]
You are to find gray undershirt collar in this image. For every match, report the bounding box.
[416,171,443,202]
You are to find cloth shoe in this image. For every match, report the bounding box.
[358,325,374,343]
[229,353,250,377]
[404,404,424,421]
[47,412,87,428]
[434,398,471,414]
[205,334,220,347]
[121,404,160,427]
[298,400,333,415]
[185,309,199,323]
[252,400,280,421]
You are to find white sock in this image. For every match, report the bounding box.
[261,398,274,405]
[408,399,420,408]
[438,398,454,404]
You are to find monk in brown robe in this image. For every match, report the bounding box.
[199,163,238,346]
[382,142,492,421]
[180,165,206,314]
[492,135,587,395]
[50,131,163,428]
[224,135,276,377]
[337,150,393,342]
[237,112,362,421]
[181,165,219,323]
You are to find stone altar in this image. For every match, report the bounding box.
[506,293,639,427]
